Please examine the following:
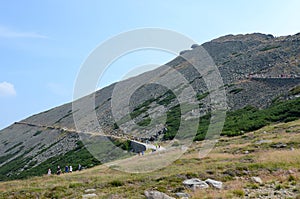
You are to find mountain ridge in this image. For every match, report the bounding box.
[1,32,300,181]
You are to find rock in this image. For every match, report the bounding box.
[191,44,200,49]
[271,142,287,148]
[183,178,209,190]
[175,192,190,198]
[205,178,223,189]
[251,176,263,184]
[144,190,175,199]
[179,50,190,55]
[223,169,236,177]
[288,169,295,174]
[206,170,214,175]
[82,193,97,198]
[84,189,96,193]
[255,139,272,144]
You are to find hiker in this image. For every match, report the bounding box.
[69,165,73,173]
[57,166,61,175]
[47,168,51,175]
[65,165,69,173]
[78,164,82,171]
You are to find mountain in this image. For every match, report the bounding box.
[1,32,300,181]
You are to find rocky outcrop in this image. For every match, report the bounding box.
[183,178,223,190]
[205,178,223,189]
[183,178,209,190]
[144,190,175,199]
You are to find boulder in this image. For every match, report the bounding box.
[191,44,200,49]
[82,193,97,198]
[205,178,223,189]
[251,176,263,184]
[144,190,175,199]
[183,178,209,190]
[175,192,190,198]
[84,189,96,193]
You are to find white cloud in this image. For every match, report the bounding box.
[0,82,16,97]
[0,25,47,39]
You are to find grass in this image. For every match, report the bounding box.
[0,119,299,198]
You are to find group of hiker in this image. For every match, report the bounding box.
[47,164,82,175]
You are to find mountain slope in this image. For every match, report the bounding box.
[1,119,300,198]
[1,32,300,181]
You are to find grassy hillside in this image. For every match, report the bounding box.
[1,97,300,182]
[0,120,300,198]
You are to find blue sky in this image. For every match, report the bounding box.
[0,0,300,129]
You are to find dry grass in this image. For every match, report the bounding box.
[1,120,300,198]
[257,149,300,164]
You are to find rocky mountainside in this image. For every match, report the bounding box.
[1,33,300,181]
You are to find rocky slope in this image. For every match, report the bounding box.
[1,32,300,181]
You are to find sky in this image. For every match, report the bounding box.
[0,0,300,130]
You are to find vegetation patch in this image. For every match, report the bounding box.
[4,142,23,153]
[54,111,73,124]
[195,97,300,139]
[196,92,209,101]
[137,117,151,126]
[229,88,244,94]
[259,45,281,51]
[109,180,124,187]
[157,90,176,106]
[163,105,181,140]
[289,86,300,96]
[33,130,43,136]
[0,141,101,181]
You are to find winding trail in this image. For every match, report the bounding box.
[14,121,164,152]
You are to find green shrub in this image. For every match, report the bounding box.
[109,180,124,187]
[137,117,151,126]
[232,189,245,197]
[33,131,43,136]
[247,183,259,189]
[197,92,209,101]
[288,175,296,182]
[69,183,84,188]
[163,105,181,140]
[275,184,283,190]
[229,88,243,94]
